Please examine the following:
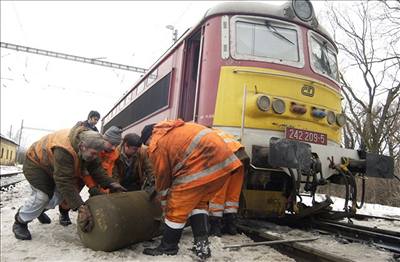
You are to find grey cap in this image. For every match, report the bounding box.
[103,126,122,146]
[79,130,106,151]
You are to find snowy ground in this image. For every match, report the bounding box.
[1,180,399,262]
[0,165,22,176]
[0,181,294,262]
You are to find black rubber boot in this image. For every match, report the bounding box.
[37,210,51,224]
[59,206,72,226]
[190,214,211,259]
[209,216,222,237]
[12,213,32,240]
[222,213,238,235]
[143,224,182,256]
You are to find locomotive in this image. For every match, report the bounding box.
[102,0,394,218]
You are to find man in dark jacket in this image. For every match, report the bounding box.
[79,110,100,132]
[114,133,155,192]
[12,125,126,240]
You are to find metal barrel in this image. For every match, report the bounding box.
[77,191,162,251]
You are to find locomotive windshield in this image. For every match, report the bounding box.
[309,34,339,81]
[235,20,300,62]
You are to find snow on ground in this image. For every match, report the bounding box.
[248,220,396,262]
[1,180,399,262]
[0,165,22,176]
[1,181,293,262]
[301,194,400,232]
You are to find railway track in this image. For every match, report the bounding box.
[0,171,25,189]
[238,216,400,261]
[310,218,400,254]
[237,221,353,262]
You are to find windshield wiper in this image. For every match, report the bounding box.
[320,42,332,75]
[265,21,295,45]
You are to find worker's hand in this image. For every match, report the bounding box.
[109,182,127,193]
[78,204,94,233]
[144,185,157,201]
[88,187,105,197]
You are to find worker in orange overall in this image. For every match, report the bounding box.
[209,128,249,237]
[81,126,122,196]
[140,119,242,260]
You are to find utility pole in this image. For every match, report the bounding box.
[8,125,12,139]
[166,25,178,43]
[16,119,23,164]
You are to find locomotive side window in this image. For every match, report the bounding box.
[231,16,303,67]
[309,33,339,81]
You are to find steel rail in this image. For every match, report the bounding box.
[0,171,23,178]
[311,219,400,254]
[1,179,25,189]
[237,223,354,262]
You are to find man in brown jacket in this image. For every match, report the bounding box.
[12,125,126,240]
[114,133,155,192]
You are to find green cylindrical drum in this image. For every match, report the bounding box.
[77,191,162,251]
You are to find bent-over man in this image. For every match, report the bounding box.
[140,119,242,260]
[12,125,126,240]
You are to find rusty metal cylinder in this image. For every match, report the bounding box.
[77,191,162,251]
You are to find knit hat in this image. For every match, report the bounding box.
[103,126,122,146]
[79,130,106,151]
[139,124,156,145]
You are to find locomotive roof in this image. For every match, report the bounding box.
[202,1,334,45]
[104,1,336,122]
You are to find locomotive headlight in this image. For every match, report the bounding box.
[256,95,271,112]
[311,107,326,118]
[292,0,314,22]
[336,113,346,127]
[272,99,286,114]
[327,111,336,124]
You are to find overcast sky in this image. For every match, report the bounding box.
[1,1,328,147]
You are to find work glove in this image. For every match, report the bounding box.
[142,174,156,200]
[109,182,127,193]
[145,185,157,201]
[78,204,94,233]
[88,187,105,197]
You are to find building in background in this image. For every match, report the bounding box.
[0,134,19,166]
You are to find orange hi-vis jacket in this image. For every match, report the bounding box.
[148,119,242,225]
[209,128,245,217]
[26,129,81,177]
[82,149,119,191]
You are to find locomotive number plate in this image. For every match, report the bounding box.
[285,127,327,145]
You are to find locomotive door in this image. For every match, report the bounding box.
[178,29,203,121]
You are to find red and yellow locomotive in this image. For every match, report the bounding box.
[102,1,393,217]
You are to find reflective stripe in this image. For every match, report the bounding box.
[209,211,223,217]
[209,203,224,210]
[225,201,239,207]
[173,153,238,186]
[189,209,208,217]
[223,138,237,143]
[160,200,166,206]
[172,128,212,174]
[224,208,238,214]
[165,218,186,229]
[159,188,169,197]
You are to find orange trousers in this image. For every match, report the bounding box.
[164,174,230,229]
[209,165,244,217]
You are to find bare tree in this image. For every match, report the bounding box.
[320,1,400,206]
[324,1,399,158]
